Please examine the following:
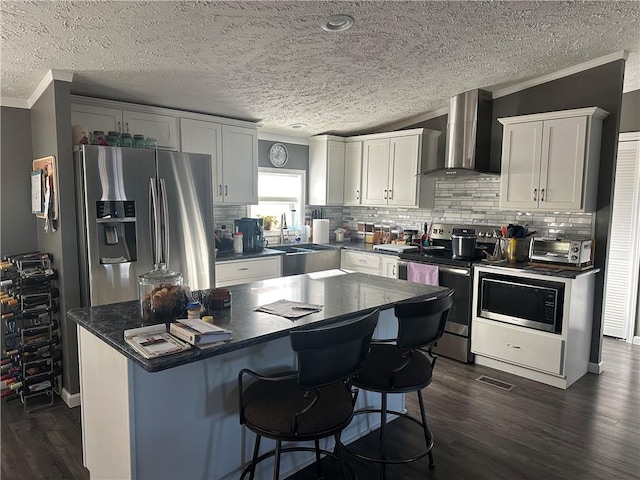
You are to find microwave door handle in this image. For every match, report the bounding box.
[159,178,170,265]
[149,178,161,265]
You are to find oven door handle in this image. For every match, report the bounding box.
[399,262,469,276]
[438,266,470,276]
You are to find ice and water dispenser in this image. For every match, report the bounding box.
[96,200,138,264]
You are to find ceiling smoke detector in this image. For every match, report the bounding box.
[289,123,307,129]
[321,14,354,32]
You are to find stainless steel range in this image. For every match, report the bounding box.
[398,223,501,363]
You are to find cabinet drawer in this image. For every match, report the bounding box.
[342,251,381,274]
[215,257,281,286]
[471,318,564,375]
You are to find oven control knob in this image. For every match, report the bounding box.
[572,247,579,253]
[478,232,485,237]
[571,255,578,260]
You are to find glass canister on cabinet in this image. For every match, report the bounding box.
[139,263,187,322]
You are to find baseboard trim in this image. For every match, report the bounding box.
[588,361,604,375]
[61,388,81,408]
[633,336,640,346]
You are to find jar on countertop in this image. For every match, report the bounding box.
[138,263,187,322]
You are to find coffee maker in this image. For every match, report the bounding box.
[234,218,265,252]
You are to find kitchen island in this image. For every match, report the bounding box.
[69,272,449,480]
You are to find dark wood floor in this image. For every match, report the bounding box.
[289,337,640,480]
[1,337,638,480]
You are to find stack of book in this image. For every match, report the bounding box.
[169,318,232,348]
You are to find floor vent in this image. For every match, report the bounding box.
[475,375,515,391]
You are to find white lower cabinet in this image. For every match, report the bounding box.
[471,265,596,389]
[472,318,564,375]
[341,250,381,275]
[341,250,398,278]
[380,256,398,279]
[215,257,281,287]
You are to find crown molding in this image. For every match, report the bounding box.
[0,97,29,109]
[27,69,74,108]
[492,51,629,99]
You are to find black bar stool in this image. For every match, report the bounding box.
[341,290,454,479]
[238,308,380,479]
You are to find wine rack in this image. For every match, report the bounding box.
[1,252,62,412]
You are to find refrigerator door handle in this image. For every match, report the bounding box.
[159,178,170,265]
[149,178,161,265]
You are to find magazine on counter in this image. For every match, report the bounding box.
[169,318,232,345]
[124,324,191,359]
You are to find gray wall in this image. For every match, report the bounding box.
[31,81,81,395]
[491,60,625,365]
[0,107,37,255]
[258,140,309,171]
[620,89,640,133]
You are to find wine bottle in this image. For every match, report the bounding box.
[5,335,60,356]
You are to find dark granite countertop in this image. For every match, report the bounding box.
[475,261,600,279]
[215,241,401,262]
[215,248,285,262]
[68,272,449,373]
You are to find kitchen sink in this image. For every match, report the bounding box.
[266,244,341,276]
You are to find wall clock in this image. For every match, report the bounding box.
[269,143,288,167]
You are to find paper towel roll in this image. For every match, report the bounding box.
[312,219,330,244]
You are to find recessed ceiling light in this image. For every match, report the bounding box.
[321,14,354,32]
[289,123,307,129]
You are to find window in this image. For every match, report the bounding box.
[249,168,306,233]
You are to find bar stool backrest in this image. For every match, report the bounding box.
[394,290,455,352]
[290,308,380,390]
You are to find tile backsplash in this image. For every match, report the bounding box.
[214,177,594,241]
[343,177,594,238]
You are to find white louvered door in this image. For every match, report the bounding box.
[603,135,640,340]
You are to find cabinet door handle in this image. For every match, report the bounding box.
[506,343,521,349]
[540,188,545,202]
[533,188,537,201]
[388,189,392,199]
[384,189,388,200]
[125,122,130,134]
[218,184,223,197]
[117,121,121,133]
[225,185,228,197]
[356,189,359,200]
[238,267,249,271]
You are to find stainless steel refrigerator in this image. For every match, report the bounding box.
[74,145,215,307]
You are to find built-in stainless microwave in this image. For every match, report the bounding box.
[478,272,564,333]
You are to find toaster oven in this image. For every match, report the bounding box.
[529,237,593,266]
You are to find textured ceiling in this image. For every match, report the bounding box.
[1,1,639,136]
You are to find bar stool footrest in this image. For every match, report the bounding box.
[340,408,434,465]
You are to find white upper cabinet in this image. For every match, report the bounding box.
[220,125,258,205]
[361,138,391,205]
[71,101,178,150]
[309,136,345,206]
[180,120,258,205]
[344,141,363,205]
[388,135,421,206]
[499,107,608,212]
[122,110,178,150]
[360,130,440,207]
[179,118,223,200]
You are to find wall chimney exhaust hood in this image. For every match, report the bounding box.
[419,89,494,177]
